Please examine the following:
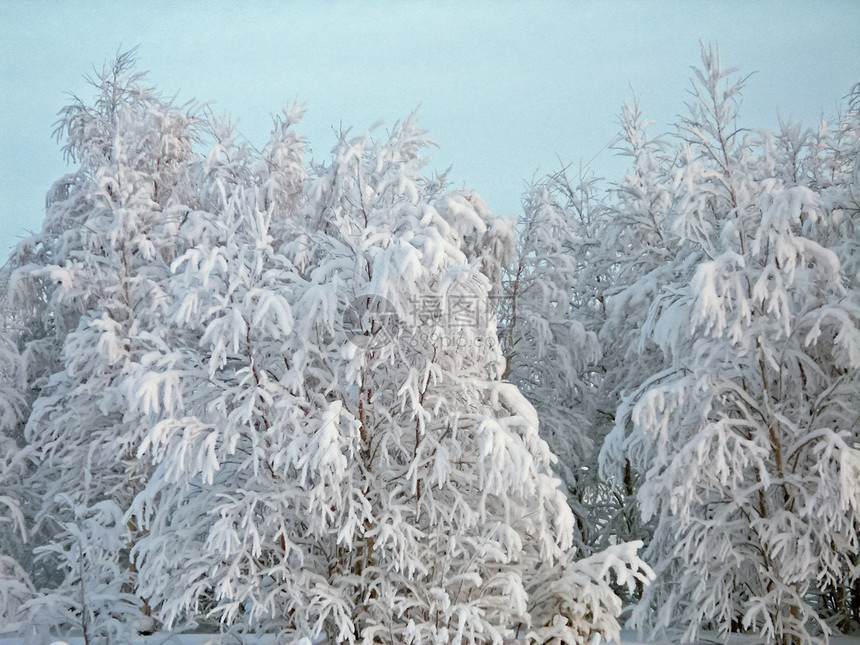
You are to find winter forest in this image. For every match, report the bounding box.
[0,44,858,645]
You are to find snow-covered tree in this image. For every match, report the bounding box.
[601,44,860,644]
[585,96,683,564]
[27,43,860,643]
[500,99,680,561]
[802,80,860,631]
[3,50,199,639]
[122,109,650,643]
[0,303,34,634]
[500,176,610,555]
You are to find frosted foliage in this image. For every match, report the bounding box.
[13,43,860,645]
[0,57,646,644]
[17,499,142,642]
[507,97,681,563]
[601,44,860,644]
[123,112,648,643]
[0,325,33,633]
[2,51,199,639]
[500,180,609,555]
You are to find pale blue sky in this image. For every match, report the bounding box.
[1,1,859,257]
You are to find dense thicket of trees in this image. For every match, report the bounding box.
[0,52,649,644]
[601,48,860,644]
[504,45,860,645]
[0,45,857,645]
